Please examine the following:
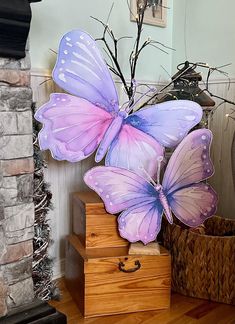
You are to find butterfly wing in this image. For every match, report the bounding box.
[118,202,163,244]
[126,100,202,148]
[105,124,164,179]
[84,166,157,213]
[162,129,217,226]
[53,29,119,113]
[35,93,113,162]
[84,166,162,244]
[168,183,217,227]
[162,129,214,194]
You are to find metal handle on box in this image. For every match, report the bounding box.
[118,260,141,273]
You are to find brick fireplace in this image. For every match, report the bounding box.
[0,46,35,317]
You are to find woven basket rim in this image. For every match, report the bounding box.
[212,215,235,221]
[170,215,235,240]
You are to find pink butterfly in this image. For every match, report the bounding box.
[84,129,218,244]
[35,29,202,178]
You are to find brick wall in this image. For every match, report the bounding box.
[0,49,35,317]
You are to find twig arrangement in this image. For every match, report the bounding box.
[91,1,235,122]
[92,0,173,102]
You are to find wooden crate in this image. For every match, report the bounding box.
[65,235,171,318]
[72,191,128,249]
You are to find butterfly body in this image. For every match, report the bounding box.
[35,29,203,178]
[154,184,173,224]
[95,111,128,162]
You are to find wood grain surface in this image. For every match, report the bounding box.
[65,235,171,318]
[49,278,235,324]
[72,192,129,249]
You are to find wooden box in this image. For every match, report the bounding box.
[72,191,128,249]
[65,235,171,318]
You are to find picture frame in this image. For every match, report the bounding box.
[130,0,167,28]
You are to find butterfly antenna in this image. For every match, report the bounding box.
[138,165,157,186]
[156,156,163,185]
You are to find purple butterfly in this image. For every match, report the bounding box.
[35,29,202,178]
[84,129,218,245]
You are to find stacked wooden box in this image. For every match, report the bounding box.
[65,192,171,318]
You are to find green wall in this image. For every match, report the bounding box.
[30,0,173,82]
[172,0,235,77]
[30,1,235,82]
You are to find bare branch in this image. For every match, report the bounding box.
[160,65,171,78]
[106,2,114,25]
[117,36,133,42]
[139,61,235,110]
[91,14,131,98]
[151,40,175,51]
[148,43,169,54]
[39,78,53,86]
[49,48,57,55]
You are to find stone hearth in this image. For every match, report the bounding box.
[0,47,35,316]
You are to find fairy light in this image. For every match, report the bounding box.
[131,53,136,59]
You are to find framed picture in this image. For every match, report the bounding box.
[130,0,167,28]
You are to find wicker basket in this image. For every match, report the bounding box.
[161,215,235,305]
